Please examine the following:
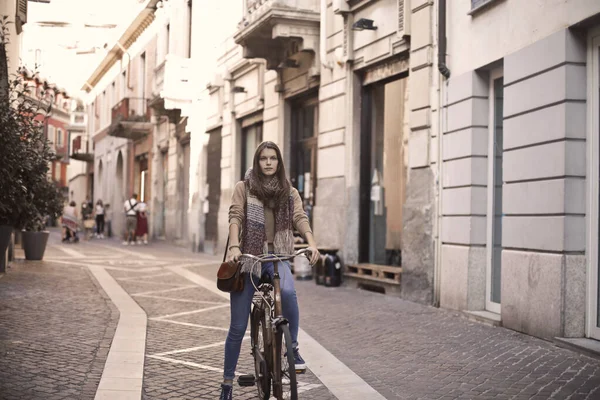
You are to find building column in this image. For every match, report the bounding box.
[439,71,489,312]
[501,29,587,339]
[401,0,436,304]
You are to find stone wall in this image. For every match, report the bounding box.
[501,29,587,339]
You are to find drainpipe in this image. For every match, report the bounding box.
[320,0,332,70]
[437,0,451,79]
[434,0,450,307]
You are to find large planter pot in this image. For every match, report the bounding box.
[0,225,13,273]
[21,230,50,261]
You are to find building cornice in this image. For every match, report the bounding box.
[81,0,160,92]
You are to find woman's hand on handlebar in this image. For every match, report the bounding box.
[306,247,320,265]
[227,246,242,263]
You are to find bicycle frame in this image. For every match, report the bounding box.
[242,249,309,400]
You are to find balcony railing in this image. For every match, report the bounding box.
[111,97,151,124]
[70,135,94,163]
[109,97,153,140]
[236,0,320,70]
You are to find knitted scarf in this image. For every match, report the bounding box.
[241,168,294,276]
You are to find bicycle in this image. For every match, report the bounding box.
[237,248,311,400]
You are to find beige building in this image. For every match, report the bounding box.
[190,0,437,303]
[437,0,600,344]
[149,0,194,247]
[82,0,159,239]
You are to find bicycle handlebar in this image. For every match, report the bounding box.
[239,248,312,263]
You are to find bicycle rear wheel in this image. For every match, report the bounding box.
[274,324,297,400]
[250,306,271,400]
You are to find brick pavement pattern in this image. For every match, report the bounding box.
[0,240,118,400]
[295,281,600,400]
[106,262,335,400]
[4,233,600,399]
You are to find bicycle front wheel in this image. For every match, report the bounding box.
[250,306,271,400]
[274,324,297,400]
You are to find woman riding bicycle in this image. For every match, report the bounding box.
[221,141,320,400]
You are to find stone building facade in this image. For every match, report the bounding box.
[192,0,437,304]
[437,0,600,341]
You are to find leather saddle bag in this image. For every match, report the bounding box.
[216,236,244,293]
[217,260,244,293]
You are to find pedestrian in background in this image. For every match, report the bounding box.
[135,201,148,245]
[95,199,105,239]
[61,201,79,243]
[123,193,139,245]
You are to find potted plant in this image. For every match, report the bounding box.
[0,16,27,270]
[19,179,64,260]
[0,16,61,262]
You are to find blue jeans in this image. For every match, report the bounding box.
[223,260,299,380]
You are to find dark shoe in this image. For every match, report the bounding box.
[293,347,306,373]
[219,384,232,400]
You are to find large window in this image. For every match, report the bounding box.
[56,128,63,147]
[241,123,263,179]
[290,96,318,203]
[486,69,504,314]
[47,125,55,149]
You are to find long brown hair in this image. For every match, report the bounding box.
[249,141,290,205]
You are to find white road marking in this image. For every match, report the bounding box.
[86,265,147,400]
[151,337,250,357]
[116,272,173,281]
[92,243,157,260]
[131,285,197,296]
[149,318,230,332]
[105,266,164,273]
[134,294,227,305]
[153,304,229,320]
[169,265,387,400]
[52,245,86,258]
[147,355,230,374]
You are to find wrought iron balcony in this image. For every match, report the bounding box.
[235,0,320,70]
[70,135,94,163]
[109,97,153,141]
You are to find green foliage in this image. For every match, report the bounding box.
[0,18,64,231]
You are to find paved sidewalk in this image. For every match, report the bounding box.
[3,233,600,399]
[0,236,118,400]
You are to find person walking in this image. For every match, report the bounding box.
[123,193,139,245]
[135,201,148,245]
[94,199,105,239]
[220,141,320,400]
[61,201,79,243]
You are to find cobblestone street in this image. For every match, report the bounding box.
[2,232,600,399]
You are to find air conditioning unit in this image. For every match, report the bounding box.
[332,0,350,15]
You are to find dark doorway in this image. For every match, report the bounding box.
[359,77,407,266]
[290,95,318,211]
[205,130,222,247]
[240,123,262,179]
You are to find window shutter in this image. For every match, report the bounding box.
[16,0,27,32]
[397,0,411,38]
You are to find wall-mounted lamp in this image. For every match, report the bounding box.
[352,18,377,31]
[232,86,247,93]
